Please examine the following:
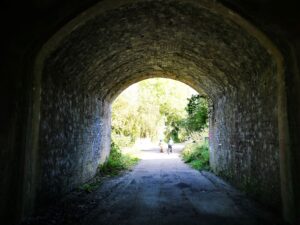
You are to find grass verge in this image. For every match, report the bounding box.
[181,142,210,170]
[99,141,140,176]
[79,141,139,193]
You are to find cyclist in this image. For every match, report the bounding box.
[167,138,173,154]
[159,139,164,153]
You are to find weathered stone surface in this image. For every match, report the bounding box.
[209,62,280,208]
[2,0,300,224]
[38,0,280,210]
[38,83,103,203]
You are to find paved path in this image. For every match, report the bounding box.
[81,144,281,225]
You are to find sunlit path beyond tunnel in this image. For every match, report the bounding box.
[2,0,300,224]
[77,144,282,225]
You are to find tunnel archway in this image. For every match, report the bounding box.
[26,0,289,221]
[111,77,201,148]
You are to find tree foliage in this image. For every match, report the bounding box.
[112,78,196,145]
[181,94,208,134]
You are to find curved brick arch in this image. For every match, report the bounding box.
[27,0,291,222]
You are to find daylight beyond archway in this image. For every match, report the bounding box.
[4,0,300,224]
[111,78,207,147]
[111,78,210,170]
[22,79,283,225]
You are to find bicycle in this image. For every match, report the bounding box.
[167,144,172,154]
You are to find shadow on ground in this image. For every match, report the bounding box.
[22,144,285,225]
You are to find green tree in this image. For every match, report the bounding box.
[111,78,197,146]
[182,94,208,134]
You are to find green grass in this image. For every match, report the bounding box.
[79,141,139,193]
[99,141,139,176]
[79,180,102,193]
[181,142,210,170]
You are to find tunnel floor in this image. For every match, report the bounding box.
[23,145,283,225]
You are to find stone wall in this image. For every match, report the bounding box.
[37,70,110,203]
[35,0,282,212]
[1,0,299,224]
[210,62,281,209]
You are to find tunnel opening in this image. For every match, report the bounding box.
[24,0,288,221]
[111,78,201,149]
[109,77,211,171]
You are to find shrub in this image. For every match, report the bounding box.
[79,141,139,193]
[99,141,139,176]
[181,142,210,170]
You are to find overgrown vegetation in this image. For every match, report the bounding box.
[111,78,210,171]
[79,141,139,193]
[179,94,210,170]
[181,141,210,170]
[99,141,139,176]
[79,180,102,193]
[180,95,209,134]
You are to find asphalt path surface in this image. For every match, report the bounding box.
[80,144,282,225]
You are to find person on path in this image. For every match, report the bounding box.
[159,139,164,153]
[167,138,173,154]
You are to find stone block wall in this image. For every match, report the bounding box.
[209,63,281,209]
[1,0,300,224]
[33,0,283,212]
[37,72,111,204]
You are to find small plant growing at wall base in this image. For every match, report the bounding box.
[181,141,210,171]
[79,180,102,193]
[99,141,139,176]
[79,141,139,193]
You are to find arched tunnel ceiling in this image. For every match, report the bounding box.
[42,0,275,101]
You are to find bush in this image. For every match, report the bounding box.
[181,95,209,134]
[99,141,139,176]
[78,141,139,193]
[181,142,210,170]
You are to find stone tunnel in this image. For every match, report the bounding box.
[0,0,300,224]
